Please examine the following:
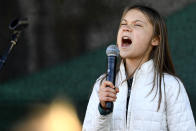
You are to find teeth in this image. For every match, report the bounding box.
[122,36,129,39]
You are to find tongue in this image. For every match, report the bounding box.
[122,43,130,47]
[122,38,132,47]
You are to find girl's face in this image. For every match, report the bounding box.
[117,9,158,59]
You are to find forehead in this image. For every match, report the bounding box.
[123,9,150,23]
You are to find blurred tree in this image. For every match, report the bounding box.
[17,0,60,73]
[17,0,38,73]
[0,0,196,83]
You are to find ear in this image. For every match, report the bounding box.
[151,35,160,46]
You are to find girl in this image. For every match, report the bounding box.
[83,5,196,131]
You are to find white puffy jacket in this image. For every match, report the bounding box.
[83,60,196,131]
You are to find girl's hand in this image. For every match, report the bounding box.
[98,81,119,109]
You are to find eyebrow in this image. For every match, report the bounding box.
[121,19,146,24]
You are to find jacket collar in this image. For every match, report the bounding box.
[119,59,154,81]
[137,59,154,74]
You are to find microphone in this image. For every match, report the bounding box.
[0,17,28,71]
[105,44,119,111]
[9,17,28,32]
[9,18,29,43]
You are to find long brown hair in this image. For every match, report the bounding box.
[99,5,180,111]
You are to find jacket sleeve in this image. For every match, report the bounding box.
[82,77,112,131]
[166,77,196,131]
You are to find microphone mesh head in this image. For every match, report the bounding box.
[106,45,120,57]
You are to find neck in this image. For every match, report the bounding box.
[124,56,149,77]
[124,44,153,77]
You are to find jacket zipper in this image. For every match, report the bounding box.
[126,70,139,130]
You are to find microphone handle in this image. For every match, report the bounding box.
[105,56,117,110]
[0,41,17,71]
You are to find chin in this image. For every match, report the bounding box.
[120,53,138,60]
[120,53,130,59]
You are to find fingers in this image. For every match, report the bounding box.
[102,91,117,99]
[98,81,119,108]
[100,81,117,94]
[99,90,117,101]
[115,87,119,93]
[101,86,116,94]
[102,81,115,89]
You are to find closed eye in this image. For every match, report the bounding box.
[120,23,127,25]
[134,24,142,27]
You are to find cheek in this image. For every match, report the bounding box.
[133,32,153,54]
[134,30,152,45]
[117,29,121,46]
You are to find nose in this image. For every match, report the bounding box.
[122,25,132,32]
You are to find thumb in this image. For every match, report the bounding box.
[115,87,119,93]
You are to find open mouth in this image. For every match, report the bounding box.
[121,36,132,47]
